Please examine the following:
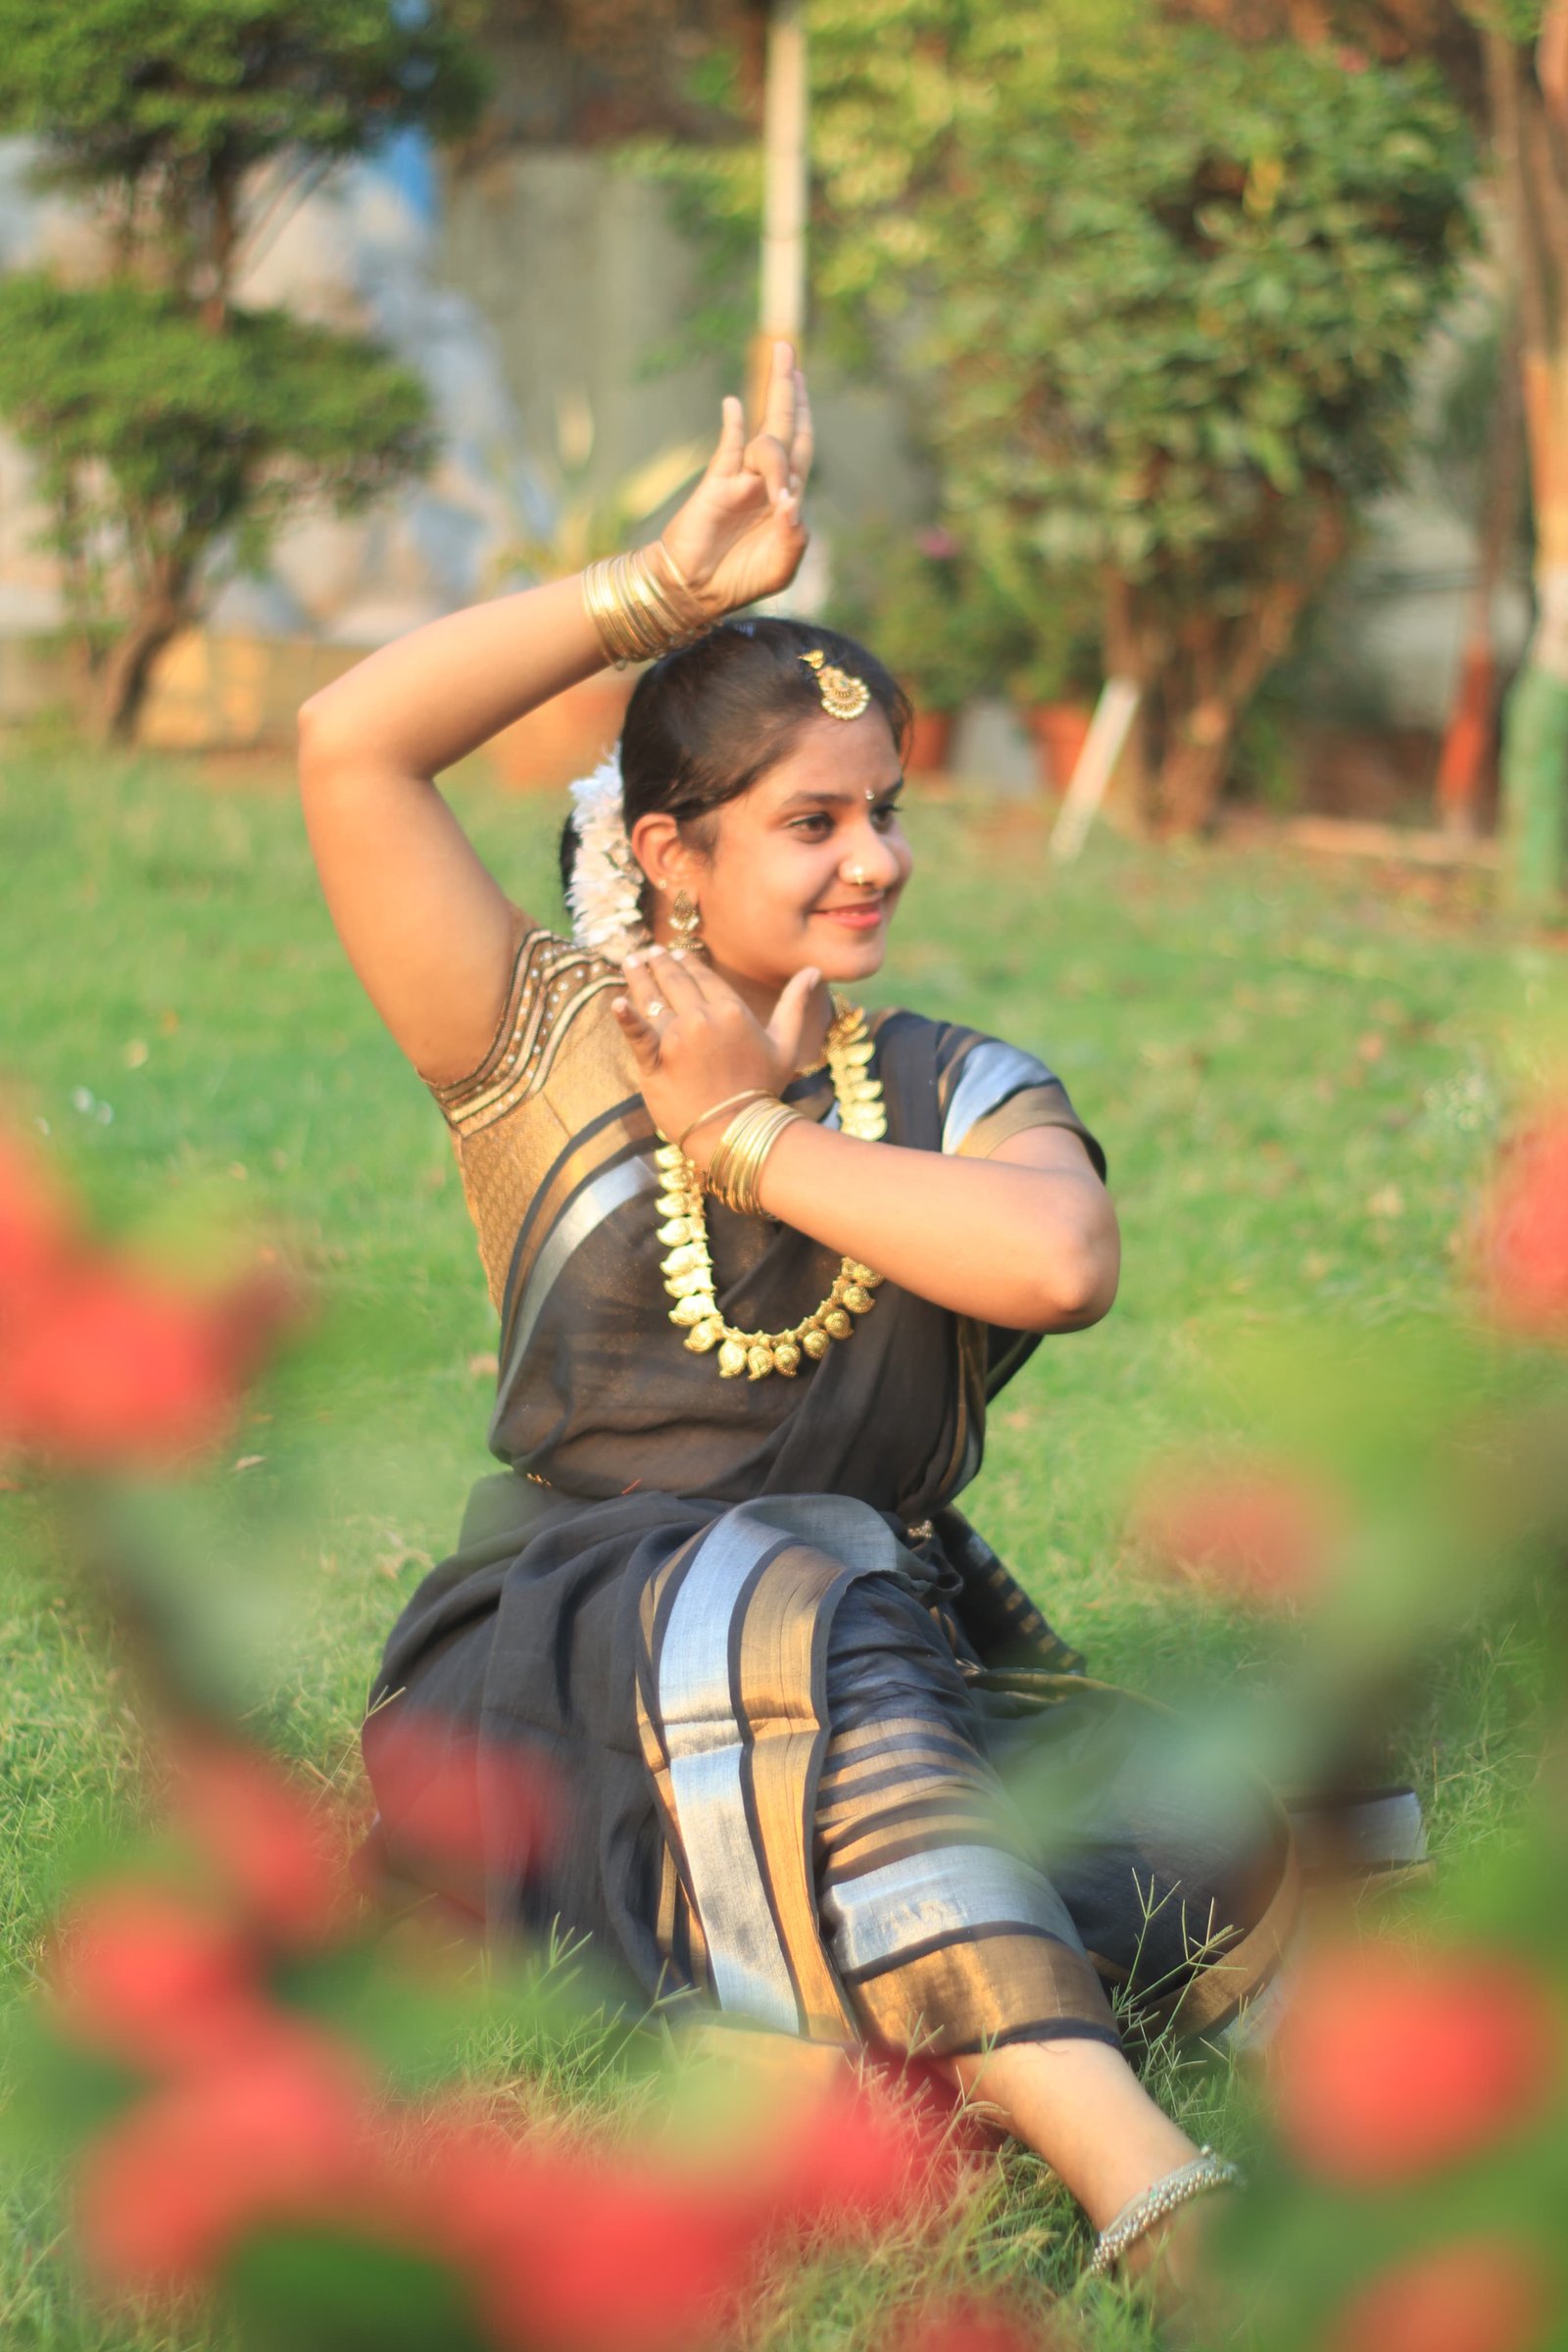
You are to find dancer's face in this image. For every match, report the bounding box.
[676,710,912,993]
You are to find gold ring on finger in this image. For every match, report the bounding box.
[645,1000,665,1019]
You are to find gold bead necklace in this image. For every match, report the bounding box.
[655,999,887,1381]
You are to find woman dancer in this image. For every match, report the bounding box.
[299,344,1294,2295]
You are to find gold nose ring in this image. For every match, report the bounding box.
[847,865,871,887]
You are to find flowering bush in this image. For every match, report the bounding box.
[1326,2236,1556,2352]
[1128,1454,1341,1608]
[1472,1104,1568,1341]
[1270,1941,1559,2184]
[0,1125,298,1470]
[4,1122,1030,2352]
[35,1735,954,2352]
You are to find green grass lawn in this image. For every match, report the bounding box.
[0,743,1550,2348]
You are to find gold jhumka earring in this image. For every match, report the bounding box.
[670,888,704,954]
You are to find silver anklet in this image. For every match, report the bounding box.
[1086,2146,1241,2280]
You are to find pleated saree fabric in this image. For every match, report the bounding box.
[368,913,1296,2055]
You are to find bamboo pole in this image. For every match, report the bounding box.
[750,0,808,421]
[1049,678,1142,864]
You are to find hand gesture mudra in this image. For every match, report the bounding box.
[613,945,826,1167]
[660,341,813,616]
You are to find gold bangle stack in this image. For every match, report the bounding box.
[581,541,712,667]
[676,1088,772,1155]
[704,1098,802,1216]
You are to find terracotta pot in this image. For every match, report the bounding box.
[486,669,637,791]
[1024,700,1095,794]
[906,707,956,776]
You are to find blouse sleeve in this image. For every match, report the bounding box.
[425,912,589,1140]
[421,915,624,1312]
[934,1026,1107,1181]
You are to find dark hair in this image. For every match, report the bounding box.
[557,616,911,910]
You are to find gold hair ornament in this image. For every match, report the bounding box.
[800,648,872,722]
[654,999,886,1380]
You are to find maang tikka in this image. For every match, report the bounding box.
[800,647,871,722]
[670,888,705,954]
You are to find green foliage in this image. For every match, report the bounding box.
[825,523,1031,710]
[892,26,1471,581]
[657,3,1474,818]
[1476,0,1544,40]
[0,273,432,650]
[0,0,488,192]
[0,0,486,735]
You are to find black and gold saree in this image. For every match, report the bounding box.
[366,917,1296,2055]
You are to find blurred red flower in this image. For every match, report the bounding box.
[887,2300,1045,2352]
[486,2164,761,2352]
[1474,1108,1568,1341]
[1130,1457,1338,1606]
[404,2115,761,2352]
[760,2066,954,2232]
[1272,1940,1559,2183]
[405,2063,948,2352]
[168,1738,352,1950]
[1328,2235,1554,2352]
[361,1705,560,1888]
[0,1126,73,1301]
[0,1118,298,1468]
[74,2024,378,2297]
[0,1258,295,1468]
[49,1884,270,2076]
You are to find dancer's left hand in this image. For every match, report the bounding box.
[659,340,813,616]
[612,945,824,1163]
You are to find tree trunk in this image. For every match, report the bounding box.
[1435,316,1523,836]
[92,580,190,743]
[1152,500,1347,833]
[1490,25,1568,914]
[1157,698,1237,834]
[1102,572,1155,830]
[200,162,241,333]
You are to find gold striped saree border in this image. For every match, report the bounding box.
[998,1672,1301,2043]
[634,1497,910,2041]
[848,1927,1120,2057]
[637,1533,713,2000]
[495,1099,654,1358]
[1140,1839,1302,2042]
[734,1544,858,2038]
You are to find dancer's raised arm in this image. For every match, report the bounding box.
[296,344,812,1084]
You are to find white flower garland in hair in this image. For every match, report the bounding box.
[565,750,648,967]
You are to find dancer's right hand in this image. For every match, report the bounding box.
[659,340,813,617]
[613,942,822,1157]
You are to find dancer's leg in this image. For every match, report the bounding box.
[945,2035,1196,2227]
[815,1584,1236,2303]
